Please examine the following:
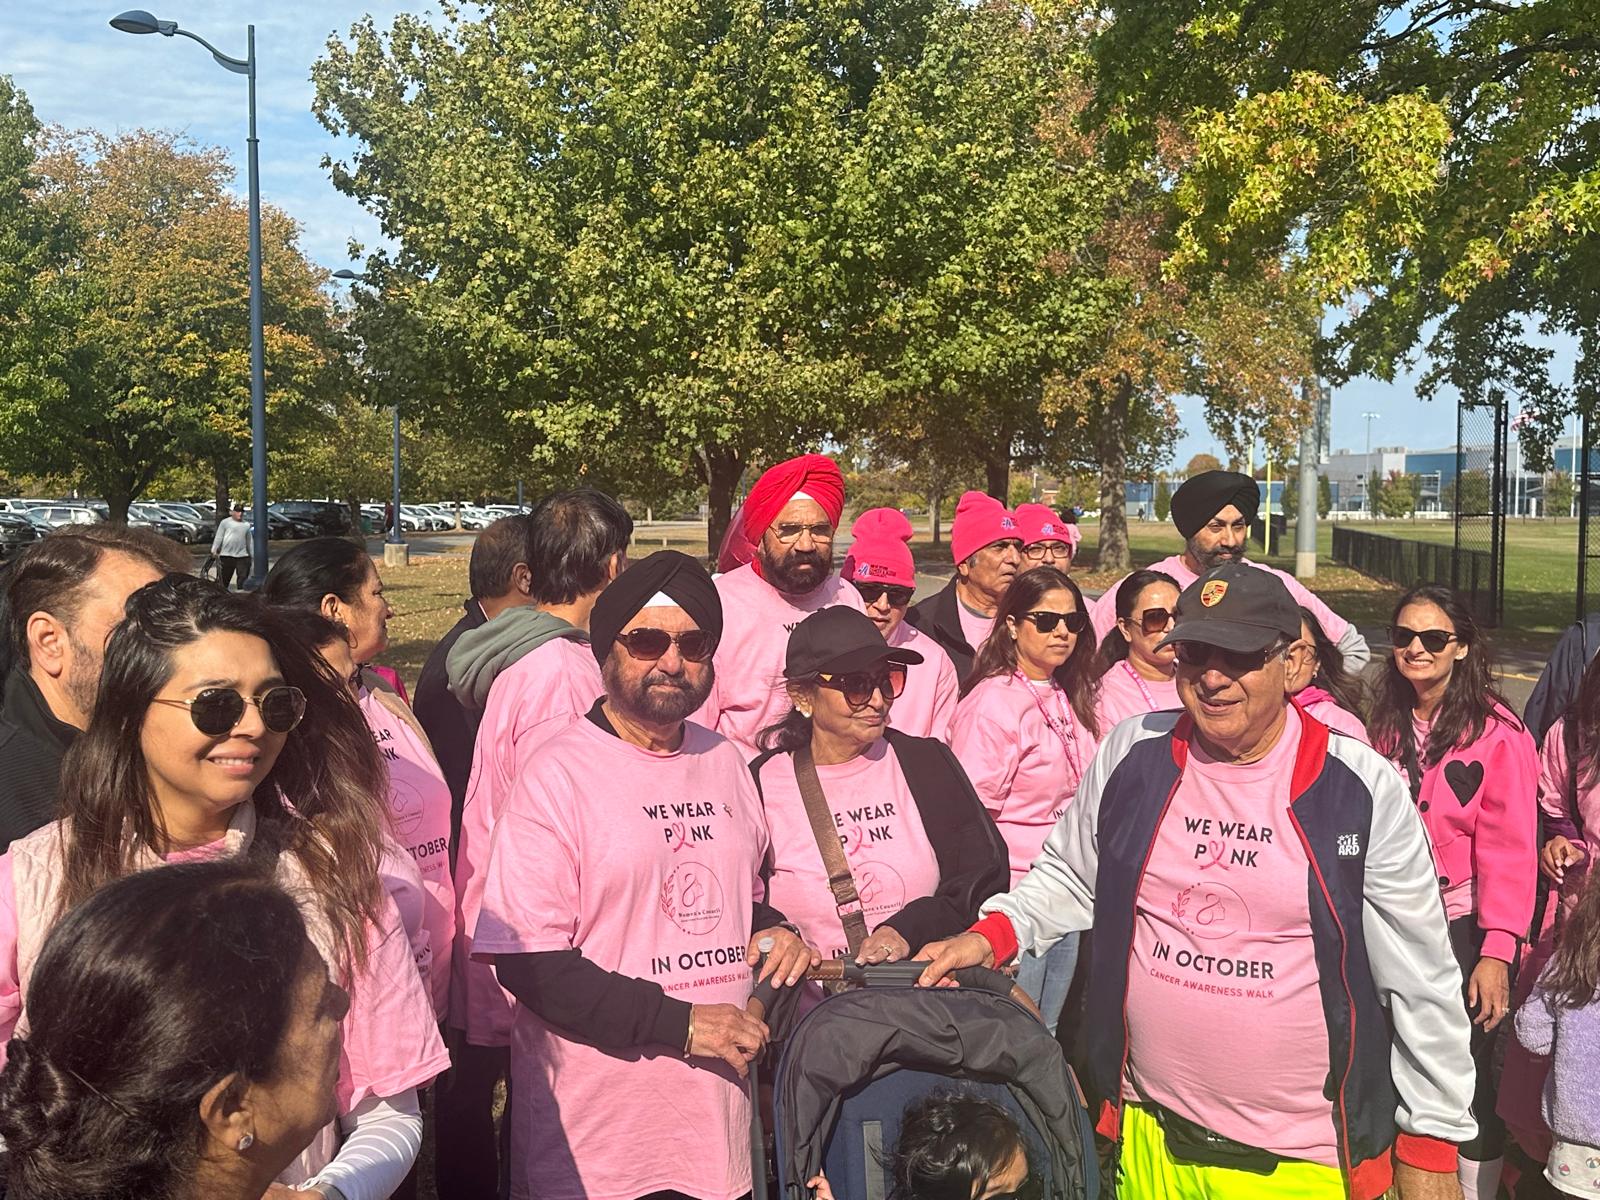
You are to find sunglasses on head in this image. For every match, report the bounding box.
[1021,610,1087,634]
[152,686,307,737]
[852,582,915,608]
[615,628,716,663]
[1173,641,1276,674]
[1125,607,1175,636]
[1390,626,1459,654]
[816,664,908,708]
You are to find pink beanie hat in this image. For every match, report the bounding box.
[1015,502,1081,553]
[950,491,1019,564]
[843,507,916,588]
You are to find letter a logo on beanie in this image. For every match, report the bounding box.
[1200,580,1229,607]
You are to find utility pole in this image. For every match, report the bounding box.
[1296,378,1321,578]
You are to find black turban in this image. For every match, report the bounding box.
[589,550,722,664]
[1170,470,1260,539]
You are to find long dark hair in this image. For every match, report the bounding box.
[1571,649,1600,792]
[1298,606,1367,719]
[1097,569,1178,668]
[56,576,388,976]
[886,1090,1028,1200]
[259,537,373,611]
[969,566,1099,736]
[1367,584,1516,766]
[0,859,314,1199]
[1543,857,1600,1007]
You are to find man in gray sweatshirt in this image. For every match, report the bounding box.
[209,502,251,590]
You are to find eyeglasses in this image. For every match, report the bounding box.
[1125,607,1175,636]
[1021,610,1088,634]
[816,665,908,709]
[770,522,834,544]
[615,628,716,663]
[1023,541,1072,561]
[852,582,915,608]
[1173,642,1276,674]
[1390,626,1459,653]
[152,686,307,736]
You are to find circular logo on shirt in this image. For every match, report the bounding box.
[659,862,725,936]
[1170,882,1250,941]
[854,860,906,917]
[389,776,425,838]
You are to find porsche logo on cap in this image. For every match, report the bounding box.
[1200,580,1229,607]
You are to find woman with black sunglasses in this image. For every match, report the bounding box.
[950,566,1100,1033]
[1367,583,1538,1200]
[1095,569,1181,730]
[0,576,449,1199]
[752,607,1007,1006]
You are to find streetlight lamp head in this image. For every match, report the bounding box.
[332,269,362,280]
[110,9,175,34]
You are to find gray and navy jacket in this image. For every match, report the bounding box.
[974,706,1476,1199]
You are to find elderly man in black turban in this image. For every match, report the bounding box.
[473,550,819,1200]
[1088,470,1371,672]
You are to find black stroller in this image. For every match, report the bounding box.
[752,961,1099,1200]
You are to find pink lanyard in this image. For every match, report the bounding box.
[1016,672,1084,779]
[1121,660,1159,712]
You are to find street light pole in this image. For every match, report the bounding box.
[110,10,268,585]
[332,269,407,562]
[1362,410,1381,515]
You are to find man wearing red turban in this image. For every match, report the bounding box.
[698,453,864,753]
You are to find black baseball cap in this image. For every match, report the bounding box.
[1157,562,1301,654]
[783,606,923,679]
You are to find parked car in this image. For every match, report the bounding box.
[0,512,41,558]
[361,504,422,533]
[268,500,353,537]
[130,503,199,542]
[26,506,100,529]
[263,510,319,540]
[152,502,217,541]
[401,504,448,531]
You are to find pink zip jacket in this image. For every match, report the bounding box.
[1396,703,1538,962]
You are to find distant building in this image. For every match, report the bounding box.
[1324,443,1600,517]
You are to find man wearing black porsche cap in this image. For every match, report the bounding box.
[919,563,1476,1200]
[1088,469,1370,672]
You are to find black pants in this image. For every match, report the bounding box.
[1449,915,1507,1162]
[216,555,251,590]
[433,1037,510,1200]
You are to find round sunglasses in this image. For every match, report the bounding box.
[816,664,908,709]
[1390,626,1460,653]
[615,628,716,662]
[1020,609,1088,634]
[152,686,307,737]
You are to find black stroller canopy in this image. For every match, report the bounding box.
[772,986,1096,1200]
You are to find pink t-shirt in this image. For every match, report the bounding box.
[1538,716,1600,912]
[950,673,1095,884]
[696,563,865,755]
[452,636,603,1044]
[359,689,454,1018]
[1095,660,1181,732]
[1294,688,1370,745]
[887,621,960,741]
[473,717,768,1200]
[1089,555,1352,652]
[756,740,940,999]
[957,600,995,657]
[1123,707,1337,1165]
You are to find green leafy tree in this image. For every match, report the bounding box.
[1545,470,1576,519]
[1452,469,1493,516]
[1154,478,1173,522]
[1377,470,1418,519]
[1317,475,1332,519]
[1186,453,1223,477]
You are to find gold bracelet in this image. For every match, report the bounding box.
[684,1009,696,1057]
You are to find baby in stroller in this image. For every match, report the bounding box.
[808,1091,1032,1200]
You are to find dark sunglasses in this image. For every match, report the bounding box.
[852,582,915,608]
[1021,610,1088,634]
[615,628,716,663]
[816,664,908,709]
[1390,626,1459,653]
[152,686,307,736]
[1173,641,1275,674]
[1128,607,1175,636]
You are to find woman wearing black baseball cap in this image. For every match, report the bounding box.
[750,607,1006,1007]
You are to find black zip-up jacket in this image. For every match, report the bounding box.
[905,579,979,688]
[413,597,488,851]
[0,669,79,854]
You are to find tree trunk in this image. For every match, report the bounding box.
[103,481,133,526]
[702,444,744,561]
[984,452,1010,503]
[1094,375,1134,573]
[928,492,943,546]
[213,465,230,523]
[346,492,364,542]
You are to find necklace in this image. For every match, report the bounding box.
[1015,671,1084,778]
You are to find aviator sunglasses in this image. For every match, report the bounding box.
[816,664,908,708]
[1021,610,1088,635]
[1390,626,1460,654]
[615,628,716,662]
[152,686,307,737]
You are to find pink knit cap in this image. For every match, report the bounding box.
[1015,502,1081,553]
[843,507,916,588]
[950,491,1019,564]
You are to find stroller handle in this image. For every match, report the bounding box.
[748,960,1045,1024]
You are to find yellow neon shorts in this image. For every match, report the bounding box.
[1116,1103,1348,1200]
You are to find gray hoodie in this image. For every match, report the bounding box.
[445,607,588,714]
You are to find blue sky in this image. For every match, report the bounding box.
[5,3,1576,472]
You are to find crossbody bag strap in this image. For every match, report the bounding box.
[1399,728,1424,806]
[794,746,870,957]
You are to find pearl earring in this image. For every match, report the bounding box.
[237,1133,254,1152]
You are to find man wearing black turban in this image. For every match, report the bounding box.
[1087,470,1372,672]
[479,550,819,1199]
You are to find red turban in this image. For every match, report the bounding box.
[716,453,846,574]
